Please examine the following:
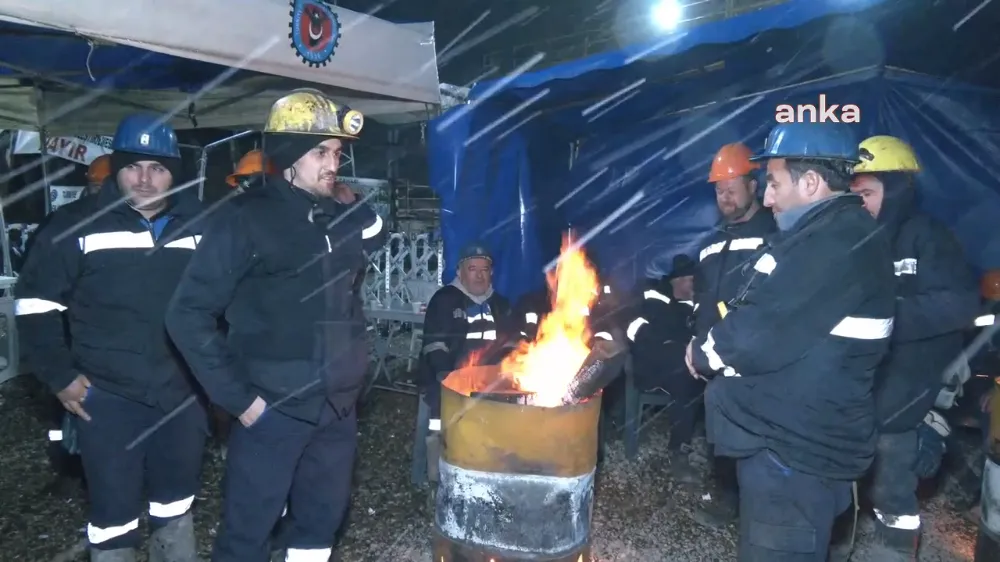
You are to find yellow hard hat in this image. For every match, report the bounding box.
[854,135,920,173]
[263,88,364,140]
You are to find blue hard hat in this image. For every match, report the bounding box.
[111,113,180,159]
[750,122,860,164]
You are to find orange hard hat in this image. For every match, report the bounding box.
[87,154,112,184]
[708,143,759,183]
[226,149,276,187]
[982,270,1000,301]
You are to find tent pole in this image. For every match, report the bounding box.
[35,88,53,216]
[38,129,52,216]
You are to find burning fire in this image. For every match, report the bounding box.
[500,236,600,407]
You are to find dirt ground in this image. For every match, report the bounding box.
[0,375,980,562]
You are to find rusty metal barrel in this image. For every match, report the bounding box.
[975,378,1000,561]
[433,364,600,562]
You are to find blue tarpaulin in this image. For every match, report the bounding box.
[428,0,1000,301]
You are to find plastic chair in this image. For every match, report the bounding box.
[623,363,673,459]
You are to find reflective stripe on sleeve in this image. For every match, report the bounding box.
[362,215,384,240]
[975,314,995,327]
[525,312,538,324]
[88,519,140,544]
[701,329,740,377]
[626,318,648,341]
[893,258,917,276]
[594,332,612,340]
[699,237,764,261]
[15,297,67,315]
[643,289,671,304]
[466,330,497,340]
[163,235,201,250]
[829,317,893,340]
[753,253,776,275]
[149,495,195,519]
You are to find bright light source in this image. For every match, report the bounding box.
[651,0,682,31]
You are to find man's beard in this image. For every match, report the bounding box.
[722,200,753,223]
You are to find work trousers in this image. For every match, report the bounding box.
[870,430,922,532]
[213,402,357,562]
[737,450,851,561]
[661,368,704,450]
[76,386,207,550]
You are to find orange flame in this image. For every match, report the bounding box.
[501,235,599,407]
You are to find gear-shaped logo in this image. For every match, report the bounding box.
[289,0,340,68]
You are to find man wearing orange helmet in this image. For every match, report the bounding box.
[691,142,776,529]
[86,154,112,196]
[226,149,276,194]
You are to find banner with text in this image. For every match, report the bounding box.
[14,131,113,166]
[49,185,85,210]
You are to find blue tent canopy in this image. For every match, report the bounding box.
[0,21,235,90]
[428,0,1000,302]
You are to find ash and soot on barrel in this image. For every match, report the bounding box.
[432,238,607,561]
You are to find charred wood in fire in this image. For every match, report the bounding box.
[470,390,535,405]
[560,338,629,405]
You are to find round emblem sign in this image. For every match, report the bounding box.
[289,0,341,68]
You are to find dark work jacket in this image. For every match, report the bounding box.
[873,179,979,433]
[165,178,387,422]
[417,284,515,387]
[693,207,776,339]
[15,181,205,411]
[627,282,695,390]
[691,194,895,480]
[418,284,514,416]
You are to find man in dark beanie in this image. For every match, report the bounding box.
[625,254,700,481]
[166,89,385,562]
[16,113,207,562]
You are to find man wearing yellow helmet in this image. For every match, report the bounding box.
[166,89,385,562]
[839,135,979,558]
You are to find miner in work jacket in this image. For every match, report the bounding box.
[626,254,699,482]
[834,136,979,558]
[687,122,896,562]
[16,114,206,562]
[693,142,777,527]
[415,243,514,483]
[165,90,385,562]
[418,243,514,417]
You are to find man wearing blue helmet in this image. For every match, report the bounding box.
[15,113,207,562]
[684,122,896,561]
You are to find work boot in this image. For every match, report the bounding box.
[691,490,738,529]
[668,450,701,485]
[149,513,201,562]
[90,548,137,562]
[873,518,919,560]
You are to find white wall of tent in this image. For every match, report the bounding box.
[0,0,466,384]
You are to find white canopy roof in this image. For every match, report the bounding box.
[0,0,442,133]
